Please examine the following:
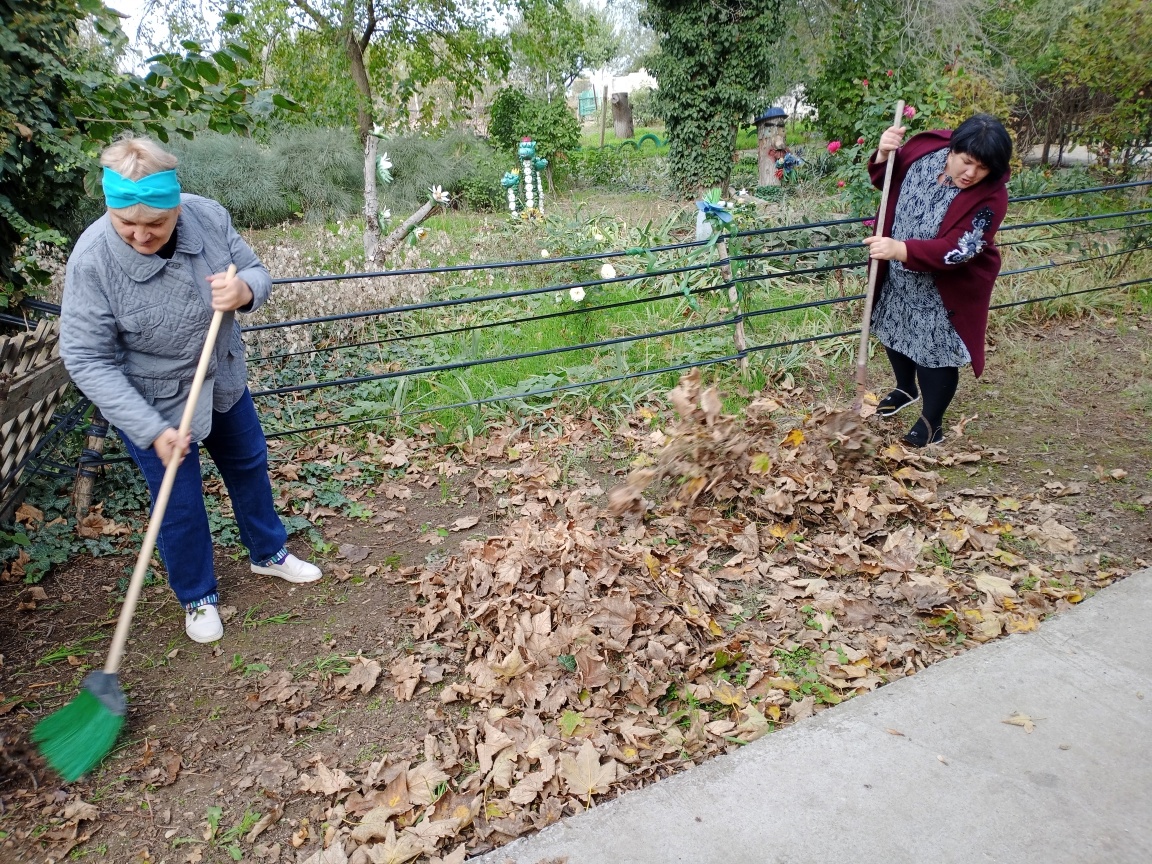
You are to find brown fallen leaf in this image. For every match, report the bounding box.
[451,516,480,531]
[1002,713,1036,733]
[559,740,617,805]
[885,728,905,737]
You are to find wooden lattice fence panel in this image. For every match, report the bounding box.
[0,319,71,511]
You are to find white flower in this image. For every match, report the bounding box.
[379,152,392,171]
[430,185,450,205]
[540,249,550,258]
[737,188,748,198]
[414,227,427,239]
[380,207,391,221]
[600,263,617,280]
[570,286,586,302]
[371,123,386,138]
[593,231,605,242]
[555,293,562,303]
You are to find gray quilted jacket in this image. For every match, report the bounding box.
[60,194,272,449]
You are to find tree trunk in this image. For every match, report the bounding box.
[611,92,634,140]
[363,135,379,262]
[377,201,437,261]
[345,31,380,262]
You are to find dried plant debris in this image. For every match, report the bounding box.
[145,370,1113,863]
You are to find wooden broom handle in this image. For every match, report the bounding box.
[104,265,233,674]
[855,101,905,387]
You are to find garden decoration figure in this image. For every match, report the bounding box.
[694,189,733,241]
[775,151,803,182]
[60,135,323,647]
[861,113,1013,447]
[501,171,520,217]
[533,155,548,213]
[519,138,538,212]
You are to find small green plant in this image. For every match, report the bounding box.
[242,606,297,630]
[930,543,954,569]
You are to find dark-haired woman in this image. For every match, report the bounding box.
[862,113,1013,446]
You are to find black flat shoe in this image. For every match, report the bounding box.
[901,418,944,448]
[877,388,920,418]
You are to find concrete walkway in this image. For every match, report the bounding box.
[482,570,1152,864]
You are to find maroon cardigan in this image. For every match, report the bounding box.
[867,130,1009,377]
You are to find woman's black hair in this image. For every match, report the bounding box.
[950,113,1013,180]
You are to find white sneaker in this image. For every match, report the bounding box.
[251,552,322,584]
[185,604,224,643]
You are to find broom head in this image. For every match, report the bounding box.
[33,670,127,782]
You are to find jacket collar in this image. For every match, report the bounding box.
[101,206,205,282]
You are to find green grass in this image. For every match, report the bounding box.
[234,176,1152,441]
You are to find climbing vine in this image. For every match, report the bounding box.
[642,0,788,197]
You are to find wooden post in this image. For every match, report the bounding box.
[716,237,749,374]
[599,85,609,148]
[73,409,109,519]
[611,92,634,140]
[756,114,787,187]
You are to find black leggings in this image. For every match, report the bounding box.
[884,346,959,434]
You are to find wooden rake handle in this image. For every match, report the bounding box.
[855,100,905,389]
[104,265,234,674]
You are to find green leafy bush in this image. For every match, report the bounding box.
[0,2,295,308]
[169,133,292,227]
[485,86,581,165]
[382,131,505,213]
[170,128,361,226]
[559,147,670,193]
[629,87,662,126]
[271,127,362,221]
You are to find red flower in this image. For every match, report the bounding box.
[903,105,917,120]
[837,180,846,188]
[827,140,842,154]
[863,218,876,228]
[775,168,784,180]
[857,136,866,145]
[886,69,894,77]
[862,79,869,87]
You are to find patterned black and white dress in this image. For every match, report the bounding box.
[871,149,972,368]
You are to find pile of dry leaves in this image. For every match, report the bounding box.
[181,370,1117,864]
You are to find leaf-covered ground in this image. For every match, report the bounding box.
[1,318,1149,864]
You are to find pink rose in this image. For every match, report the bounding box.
[886,69,894,77]
[857,136,865,145]
[827,140,842,154]
[903,105,917,119]
[862,79,869,87]
[837,180,846,188]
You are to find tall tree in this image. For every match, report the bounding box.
[643,0,790,196]
[509,0,618,101]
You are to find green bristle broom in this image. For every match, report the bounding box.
[34,276,230,781]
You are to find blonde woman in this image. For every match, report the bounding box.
[60,135,321,644]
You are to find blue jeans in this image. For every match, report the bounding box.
[121,388,287,610]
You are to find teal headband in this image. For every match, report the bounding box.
[102,167,182,210]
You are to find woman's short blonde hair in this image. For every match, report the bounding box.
[100,134,180,220]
